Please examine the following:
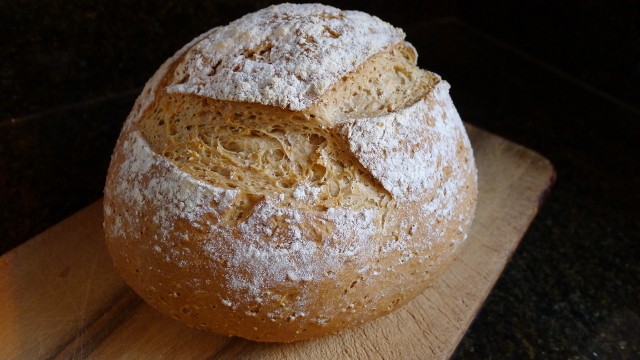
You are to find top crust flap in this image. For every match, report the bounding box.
[166,3,405,111]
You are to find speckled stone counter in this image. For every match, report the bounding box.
[1,1,638,358]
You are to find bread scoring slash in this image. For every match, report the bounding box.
[104,3,477,342]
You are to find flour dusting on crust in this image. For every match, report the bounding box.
[203,196,379,314]
[167,3,404,110]
[340,81,466,203]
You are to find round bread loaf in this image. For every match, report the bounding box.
[104,3,477,342]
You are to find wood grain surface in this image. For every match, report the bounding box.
[0,125,554,359]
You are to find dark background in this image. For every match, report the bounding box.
[1,1,639,358]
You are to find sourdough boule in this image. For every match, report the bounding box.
[103,3,477,342]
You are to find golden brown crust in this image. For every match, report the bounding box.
[104,4,477,342]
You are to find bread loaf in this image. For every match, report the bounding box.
[104,3,477,342]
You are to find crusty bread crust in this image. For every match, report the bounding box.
[104,3,477,342]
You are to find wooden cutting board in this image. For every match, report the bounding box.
[0,125,554,360]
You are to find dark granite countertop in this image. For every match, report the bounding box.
[1,1,638,358]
